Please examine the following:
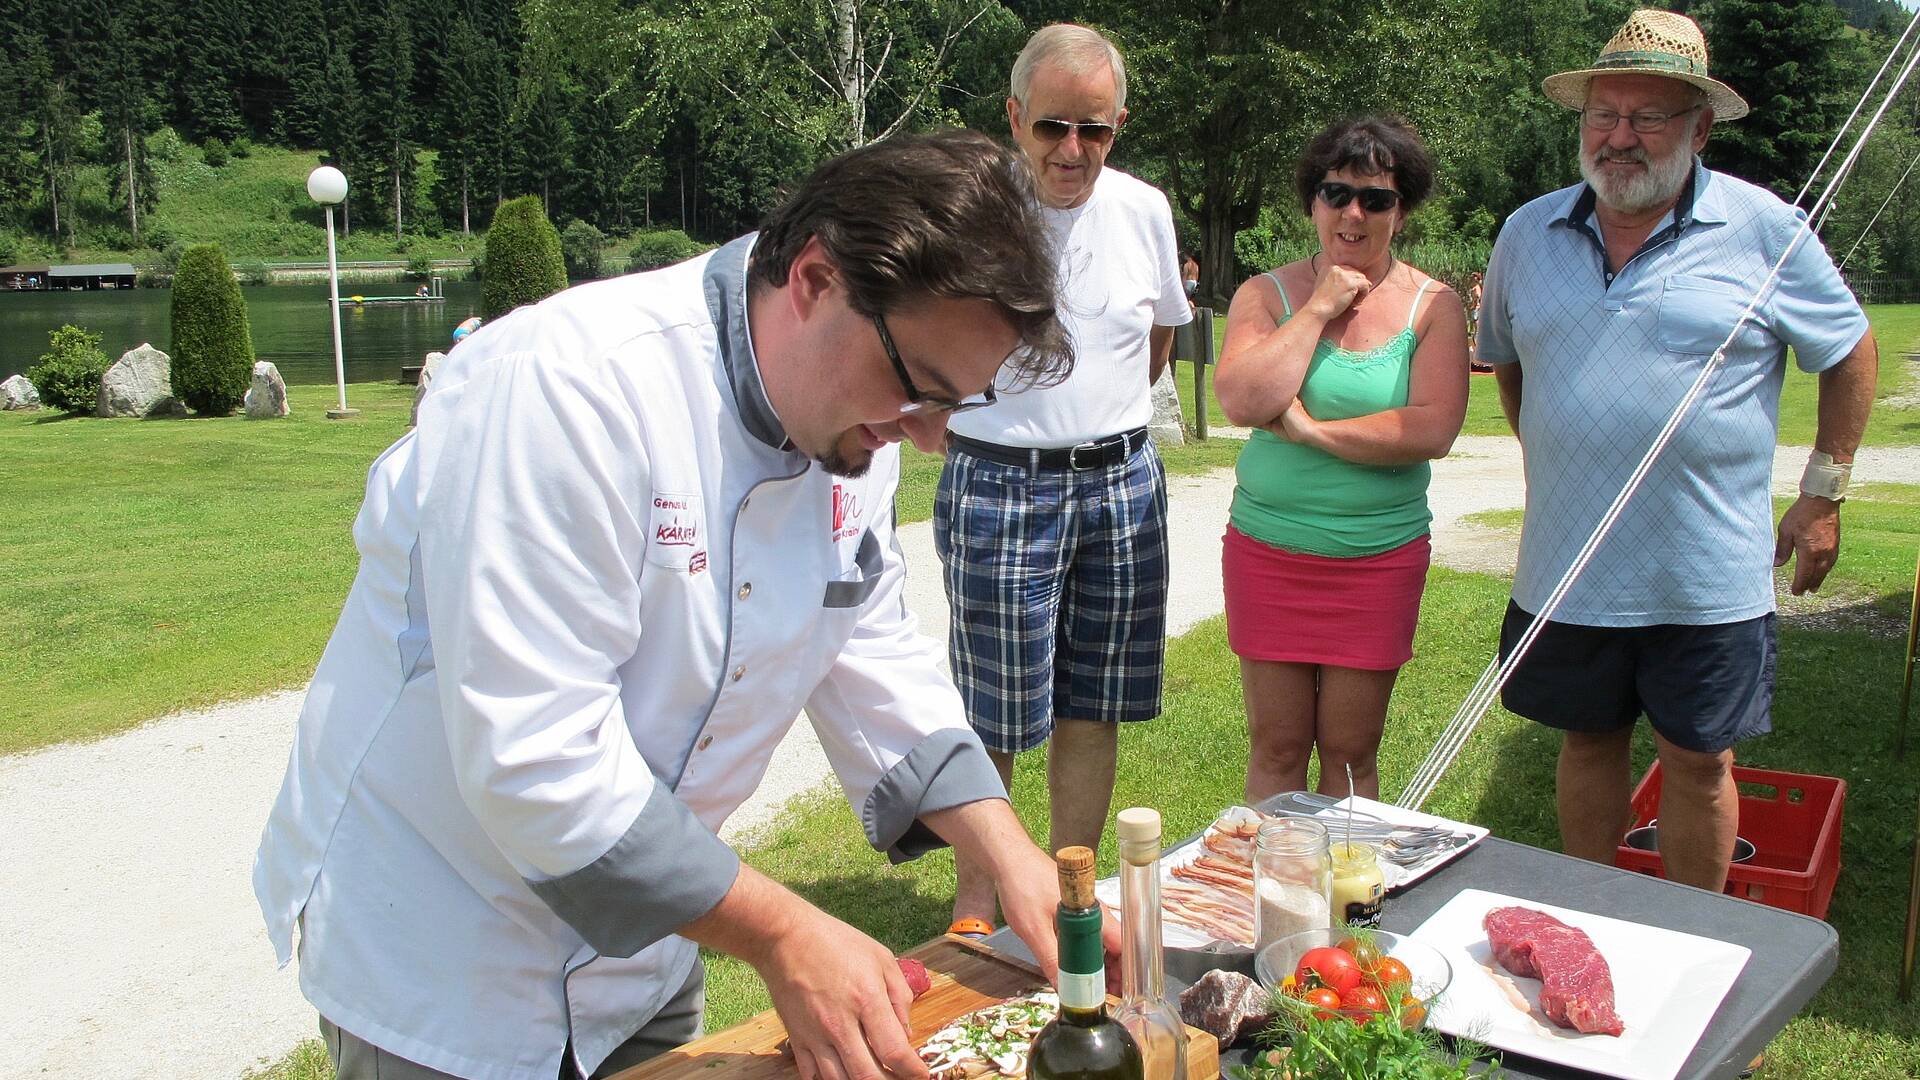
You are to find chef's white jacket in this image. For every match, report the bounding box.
[254,236,1003,1080]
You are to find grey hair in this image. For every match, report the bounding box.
[1010,24,1127,115]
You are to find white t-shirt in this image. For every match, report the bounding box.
[948,167,1191,448]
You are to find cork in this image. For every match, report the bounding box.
[1056,845,1097,909]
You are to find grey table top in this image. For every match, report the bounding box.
[985,831,1837,1080]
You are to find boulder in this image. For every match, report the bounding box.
[409,350,448,427]
[1148,364,1185,448]
[1,373,40,410]
[97,343,187,418]
[244,361,290,419]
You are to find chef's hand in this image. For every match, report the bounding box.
[760,908,927,1080]
[990,840,1124,985]
[1775,494,1842,595]
[683,867,925,1080]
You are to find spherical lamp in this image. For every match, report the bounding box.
[307,166,349,206]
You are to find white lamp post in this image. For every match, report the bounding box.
[307,165,358,419]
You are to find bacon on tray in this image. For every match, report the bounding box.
[1162,813,1264,946]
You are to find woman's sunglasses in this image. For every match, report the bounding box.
[1316,181,1403,213]
[1029,118,1118,147]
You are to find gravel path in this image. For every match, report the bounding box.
[5,433,1915,1080]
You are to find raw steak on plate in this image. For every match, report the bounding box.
[1482,906,1625,1036]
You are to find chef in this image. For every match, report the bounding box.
[255,130,1080,1080]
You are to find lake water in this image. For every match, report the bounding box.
[1,281,487,386]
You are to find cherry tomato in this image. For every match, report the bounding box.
[1342,984,1388,1018]
[1301,986,1343,1020]
[1336,936,1383,973]
[1278,974,1301,998]
[1399,993,1427,1029]
[1295,946,1365,996]
[1370,957,1413,995]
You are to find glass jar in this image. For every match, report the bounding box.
[1253,816,1332,954]
[1329,841,1385,929]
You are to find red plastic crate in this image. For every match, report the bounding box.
[1614,761,1846,919]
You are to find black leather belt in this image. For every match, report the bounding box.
[949,428,1148,471]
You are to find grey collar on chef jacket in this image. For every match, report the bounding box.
[702,233,792,453]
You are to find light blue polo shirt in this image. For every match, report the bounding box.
[1478,161,1869,627]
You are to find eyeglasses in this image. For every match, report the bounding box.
[1580,105,1702,133]
[1028,118,1119,147]
[1315,182,1403,214]
[873,313,998,415]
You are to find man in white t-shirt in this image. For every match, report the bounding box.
[936,23,1192,936]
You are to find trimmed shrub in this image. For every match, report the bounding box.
[170,243,256,415]
[405,253,435,280]
[27,324,110,414]
[627,229,706,271]
[482,196,568,319]
[202,137,229,167]
[561,220,606,280]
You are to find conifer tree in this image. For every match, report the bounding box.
[482,194,567,319]
[170,244,257,415]
[1699,0,1851,197]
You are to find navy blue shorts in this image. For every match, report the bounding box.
[1497,600,1776,753]
[933,440,1168,754]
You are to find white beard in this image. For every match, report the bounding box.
[1580,134,1696,215]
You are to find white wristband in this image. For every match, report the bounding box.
[1799,451,1851,502]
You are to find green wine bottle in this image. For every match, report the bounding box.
[1028,847,1146,1080]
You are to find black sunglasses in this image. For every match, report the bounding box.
[1316,181,1403,213]
[872,314,997,415]
[1029,118,1118,147]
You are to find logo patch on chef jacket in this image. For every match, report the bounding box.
[648,492,706,572]
[831,483,864,543]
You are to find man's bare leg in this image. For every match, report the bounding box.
[1651,732,1737,891]
[1048,718,1120,855]
[1557,728,1636,863]
[950,749,1017,927]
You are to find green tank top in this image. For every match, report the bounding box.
[1229,271,1435,558]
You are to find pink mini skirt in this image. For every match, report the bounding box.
[1222,525,1431,671]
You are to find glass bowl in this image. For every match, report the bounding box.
[1253,927,1452,1030]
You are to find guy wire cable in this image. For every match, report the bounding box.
[1398,28,1920,812]
[1796,6,1920,209]
[1838,147,1920,271]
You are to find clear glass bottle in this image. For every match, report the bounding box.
[1112,808,1188,1080]
[1252,817,1332,953]
[1029,846,1144,1080]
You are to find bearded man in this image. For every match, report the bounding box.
[1476,10,1876,893]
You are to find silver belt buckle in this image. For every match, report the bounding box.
[1068,440,1104,470]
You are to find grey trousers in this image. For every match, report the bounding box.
[320,961,706,1080]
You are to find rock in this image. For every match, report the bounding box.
[97,344,187,418]
[1148,364,1186,448]
[244,361,290,419]
[2,373,40,410]
[409,351,448,428]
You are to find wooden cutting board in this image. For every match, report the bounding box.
[607,934,1221,1080]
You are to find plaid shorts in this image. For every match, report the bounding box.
[933,439,1169,753]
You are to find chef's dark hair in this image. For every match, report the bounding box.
[751,128,1073,389]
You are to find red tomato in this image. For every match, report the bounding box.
[1370,957,1413,995]
[1301,986,1343,1021]
[1336,936,1383,973]
[1294,947,1365,996]
[1341,984,1388,1018]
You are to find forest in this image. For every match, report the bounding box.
[4,0,1920,300]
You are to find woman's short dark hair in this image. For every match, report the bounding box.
[1294,115,1435,215]
[751,128,1072,389]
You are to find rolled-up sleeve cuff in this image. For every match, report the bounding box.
[862,729,1007,864]
[527,784,741,958]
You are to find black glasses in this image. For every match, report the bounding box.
[1580,105,1702,133]
[873,313,997,415]
[1316,182,1403,213]
[1029,118,1118,147]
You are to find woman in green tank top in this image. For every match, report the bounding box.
[1212,116,1470,803]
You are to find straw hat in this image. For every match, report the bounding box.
[1542,9,1749,121]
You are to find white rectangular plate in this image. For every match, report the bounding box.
[1409,888,1751,1080]
[1313,795,1489,891]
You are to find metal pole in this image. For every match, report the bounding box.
[324,205,358,419]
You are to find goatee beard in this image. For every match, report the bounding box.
[1581,139,1695,215]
